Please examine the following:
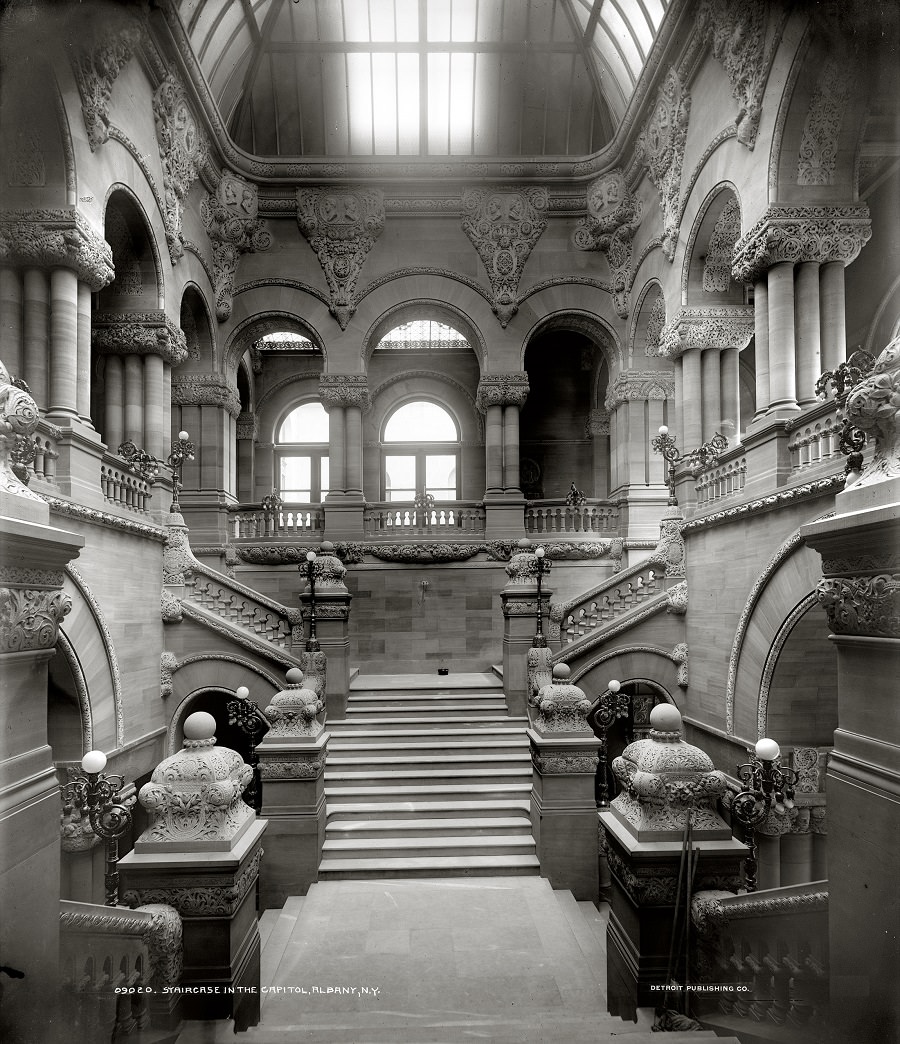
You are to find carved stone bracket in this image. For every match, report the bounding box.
[92,312,188,366]
[296,188,385,329]
[152,74,209,264]
[604,370,675,411]
[476,373,530,411]
[201,171,271,323]
[732,205,872,283]
[70,16,143,151]
[171,374,241,418]
[318,374,371,412]
[0,208,114,290]
[635,69,691,261]
[659,307,755,360]
[667,581,688,614]
[672,642,689,688]
[572,170,643,317]
[816,574,900,639]
[461,188,548,326]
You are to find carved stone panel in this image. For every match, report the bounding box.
[797,57,855,186]
[71,19,143,151]
[0,208,114,290]
[703,198,741,293]
[92,312,188,366]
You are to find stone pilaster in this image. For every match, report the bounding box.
[477,374,529,536]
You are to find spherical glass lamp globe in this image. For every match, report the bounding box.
[235,686,250,700]
[178,431,190,442]
[306,551,316,562]
[285,668,305,686]
[755,737,780,762]
[535,546,545,559]
[607,679,621,693]
[81,750,107,775]
[658,424,669,436]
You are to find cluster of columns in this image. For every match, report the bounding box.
[604,370,674,492]
[476,373,529,494]
[731,205,872,418]
[319,374,369,497]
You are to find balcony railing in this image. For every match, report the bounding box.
[695,456,747,507]
[525,498,619,535]
[363,500,486,538]
[230,502,325,539]
[787,400,843,472]
[100,454,153,514]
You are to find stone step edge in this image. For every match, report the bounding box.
[322,835,536,852]
[325,816,533,833]
[318,854,541,871]
[326,726,528,736]
[326,768,531,780]
[326,754,531,764]
[326,783,532,795]
[326,799,531,815]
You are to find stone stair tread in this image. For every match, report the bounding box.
[325,815,533,834]
[346,703,508,714]
[328,736,529,748]
[326,782,532,796]
[259,896,304,987]
[553,890,605,980]
[326,727,527,738]
[327,799,530,815]
[257,908,280,951]
[318,853,541,871]
[326,753,530,764]
[326,767,530,780]
[333,714,524,725]
[323,834,536,852]
[348,691,506,701]
[577,899,610,955]
[350,672,502,690]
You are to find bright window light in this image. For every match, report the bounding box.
[384,401,458,442]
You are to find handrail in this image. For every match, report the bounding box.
[525,498,619,535]
[363,500,485,537]
[229,501,324,539]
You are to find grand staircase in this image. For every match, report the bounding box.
[319,673,539,879]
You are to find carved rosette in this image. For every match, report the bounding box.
[533,664,592,735]
[697,0,767,148]
[92,312,188,366]
[70,18,143,151]
[296,188,385,329]
[0,208,114,290]
[152,75,208,263]
[843,335,900,485]
[171,374,241,418]
[461,188,548,326]
[731,205,872,284]
[604,370,675,411]
[263,669,324,739]
[635,69,691,261]
[572,170,643,317]
[201,171,271,323]
[476,374,530,411]
[658,307,755,360]
[703,198,741,293]
[319,374,372,413]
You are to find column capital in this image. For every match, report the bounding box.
[0,207,114,290]
[659,306,755,360]
[732,204,872,283]
[92,311,188,365]
[604,369,674,411]
[476,373,529,411]
[171,373,241,417]
[318,373,371,412]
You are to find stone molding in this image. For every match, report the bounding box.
[604,369,674,410]
[681,476,843,536]
[531,749,599,775]
[461,188,548,326]
[0,208,114,290]
[571,170,643,318]
[797,56,855,186]
[635,69,691,261]
[365,543,482,564]
[171,374,241,417]
[296,188,385,329]
[731,205,872,283]
[319,373,371,412]
[122,847,263,917]
[697,0,767,148]
[0,357,45,506]
[659,307,755,359]
[92,312,188,365]
[703,197,741,293]
[71,16,143,151]
[201,171,271,323]
[816,574,900,639]
[153,74,209,264]
[476,373,530,410]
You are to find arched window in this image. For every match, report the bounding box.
[275,402,329,502]
[382,400,459,501]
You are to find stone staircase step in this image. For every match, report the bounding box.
[322,834,536,859]
[326,767,532,786]
[325,782,532,803]
[317,853,541,878]
[349,672,502,692]
[328,735,529,750]
[347,690,505,702]
[326,799,530,820]
[324,815,533,838]
[259,896,304,988]
[329,714,526,729]
[326,726,527,741]
[345,701,508,714]
[326,752,530,765]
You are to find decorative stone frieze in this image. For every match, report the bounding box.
[659,306,754,359]
[671,643,689,688]
[532,664,592,734]
[461,188,548,326]
[201,171,271,322]
[259,750,327,779]
[697,0,767,148]
[585,408,610,438]
[798,57,855,186]
[645,293,666,357]
[70,18,143,151]
[263,668,324,739]
[606,843,741,907]
[152,74,208,264]
[604,370,675,411]
[122,846,263,917]
[531,749,599,774]
[703,197,741,293]
[236,412,259,441]
[635,69,691,261]
[318,373,371,412]
[171,374,241,418]
[0,208,114,290]
[572,170,643,318]
[296,188,385,329]
[136,712,254,851]
[731,205,872,283]
[648,513,686,579]
[843,334,900,486]
[816,575,900,639]
[92,312,188,366]
[476,373,530,410]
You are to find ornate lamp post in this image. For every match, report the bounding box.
[59,751,134,906]
[587,679,631,807]
[305,550,319,651]
[226,685,269,815]
[730,737,800,892]
[118,431,195,511]
[651,425,728,507]
[533,545,547,647]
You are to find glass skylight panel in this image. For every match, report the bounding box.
[375,320,470,349]
[396,54,421,153]
[395,0,419,42]
[450,53,476,153]
[427,2,452,42]
[368,0,395,42]
[452,0,478,42]
[347,52,375,152]
[427,52,451,154]
[344,0,372,42]
[372,52,399,152]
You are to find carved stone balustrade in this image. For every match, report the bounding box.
[524,499,619,536]
[230,502,325,539]
[363,500,486,538]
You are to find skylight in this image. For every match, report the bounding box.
[375,320,471,350]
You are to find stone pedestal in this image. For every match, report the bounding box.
[483,491,526,540]
[52,419,106,506]
[322,493,365,541]
[257,734,328,908]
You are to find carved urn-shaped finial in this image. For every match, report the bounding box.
[533,663,592,734]
[263,668,324,739]
[135,712,254,851]
[609,704,730,842]
[310,540,347,588]
[504,537,549,586]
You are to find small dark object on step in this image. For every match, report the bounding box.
[438,668,449,675]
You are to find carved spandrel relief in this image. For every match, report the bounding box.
[797,57,856,186]
[6,129,45,187]
[70,19,143,151]
[645,292,666,357]
[296,188,385,330]
[572,170,643,318]
[461,188,548,327]
[703,198,741,293]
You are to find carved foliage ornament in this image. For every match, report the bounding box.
[7,129,45,187]
[318,373,371,412]
[816,574,900,639]
[798,57,855,186]
[171,373,241,418]
[476,374,530,410]
[843,335,900,485]
[461,188,548,326]
[604,370,675,411]
[201,172,271,323]
[635,70,691,261]
[0,357,45,505]
[659,307,755,360]
[572,170,643,318]
[296,188,385,329]
[645,293,666,357]
[0,587,72,652]
[70,18,143,151]
[703,198,741,293]
[0,209,114,290]
[92,313,188,366]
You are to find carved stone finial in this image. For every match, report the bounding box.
[310,540,347,588]
[135,712,254,851]
[533,663,592,734]
[263,669,324,738]
[503,538,549,585]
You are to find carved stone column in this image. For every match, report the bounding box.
[319,375,370,541]
[477,374,529,539]
[23,268,49,408]
[0,268,23,376]
[500,539,552,719]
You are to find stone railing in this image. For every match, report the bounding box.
[16,419,62,488]
[525,499,619,535]
[363,500,486,538]
[230,502,325,539]
[787,400,844,473]
[695,456,747,508]
[100,454,153,514]
[691,881,829,1031]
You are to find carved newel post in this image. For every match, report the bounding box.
[599,704,746,1021]
[800,333,900,1044]
[119,712,267,1029]
[528,664,600,901]
[297,540,352,718]
[255,669,329,908]
[500,538,553,718]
